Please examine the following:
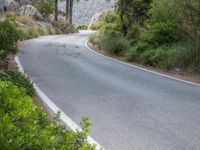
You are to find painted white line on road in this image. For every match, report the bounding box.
[15,56,103,150]
[85,40,200,87]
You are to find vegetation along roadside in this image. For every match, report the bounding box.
[88,0,200,83]
[0,1,96,149]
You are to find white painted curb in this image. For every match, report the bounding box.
[15,56,103,150]
[85,40,200,87]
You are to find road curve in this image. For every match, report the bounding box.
[18,31,200,150]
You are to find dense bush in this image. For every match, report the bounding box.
[89,10,120,31]
[125,42,150,61]
[140,46,172,69]
[0,70,34,96]
[33,0,54,18]
[89,0,200,72]
[0,81,95,150]
[0,19,21,54]
[140,21,179,46]
[126,24,141,45]
[76,24,88,30]
[171,40,200,72]
[0,19,22,70]
[100,30,130,55]
[150,0,179,24]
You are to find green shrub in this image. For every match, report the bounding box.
[101,30,130,55]
[0,19,21,54]
[89,10,120,30]
[140,21,179,46]
[33,0,54,18]
[0,81,95,150]
[125,47,139,62]
[124,42,151,61]
[0,70,34,96]
[151,46,172,69]
[76,24,88,30]
[103,10,119,24]
[27,27,39,38]
[150,0,179,24]
[139,45,172,69]
[171,39,200,72]
[88,33,101,46]
[20,27,38,40]
[0,50,8,70]
[126,24,141,45]
[140,49,156,65]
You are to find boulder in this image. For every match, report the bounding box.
[17,0,33,6]
[49,14,66,23]
[0,0,19,12]
[18,5,42,20]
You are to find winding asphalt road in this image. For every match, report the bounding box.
[18,31,200,150]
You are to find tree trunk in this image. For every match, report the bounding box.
[69,0,73,24]
[66,0,70,20]
[55,0,58,21]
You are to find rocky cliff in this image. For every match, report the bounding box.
[59,0,115,24]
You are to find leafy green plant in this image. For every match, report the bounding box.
[116,0,152,35]
[140,21,179,46]
[76,24,88,30]
[0,70,34,96]
[33,0,55,18]
[171,40,200,72]
[135,45,172,69]
[0,81,95,150]
[0,19,21,54]
[125,42,151,61]
[101,30,130,55]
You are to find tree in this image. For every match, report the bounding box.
[69,0,73,24]
[55,0,58,21]
[177,0,200,71]
[116,0,152,35]
[66,0,70,20]
[66,0,74,24]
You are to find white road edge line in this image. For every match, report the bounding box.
[85,40,200,87]
[15,56,103,150]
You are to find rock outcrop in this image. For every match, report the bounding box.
[18,5,42,20]
[59,0,115,24]
[0,0,19,11]
[49,14,66,23]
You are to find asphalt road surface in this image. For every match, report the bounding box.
[18,31,200,150]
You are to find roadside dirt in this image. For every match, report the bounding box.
[88,43,200,84]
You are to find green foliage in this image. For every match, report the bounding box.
[126,23,141,45]
[150,0,179,24]
[0,19,21,55]
[116,0,152,35]
[76,24,88,30]
[89,10,120,31]
[171,39,200,72]
[100,30,130,55]
[88,0,200,72]
[88,33,97,45]
[34,0,55,18]
[0,70,34,96]
[0,81,95,150]
[125,42,150,61]
[140,21,179,46]
[135,45,171,69]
